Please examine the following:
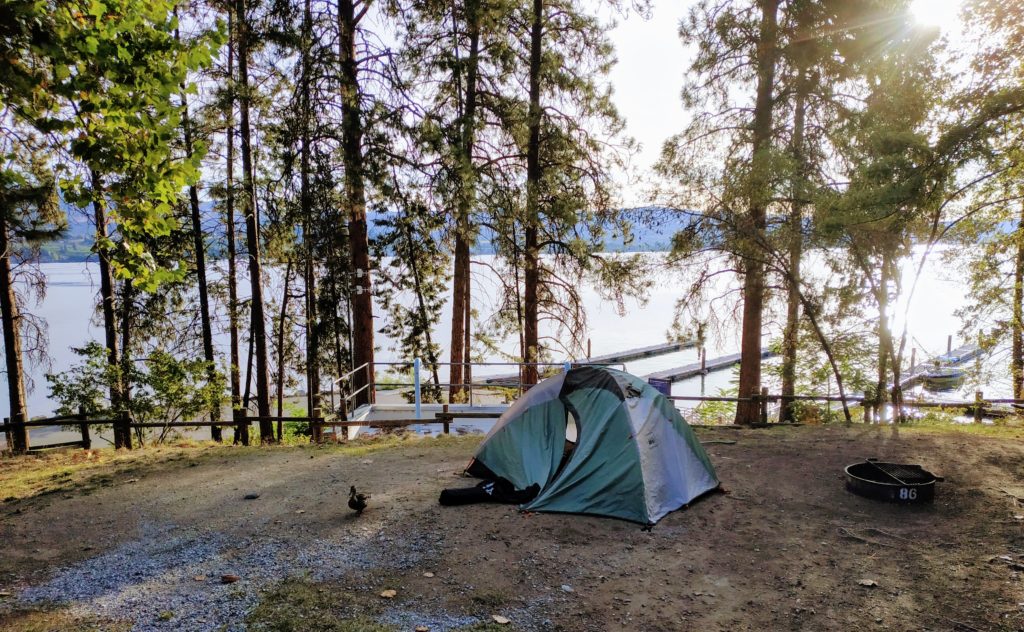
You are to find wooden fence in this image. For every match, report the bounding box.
[1,407,328,453]
[3,391,1021,454]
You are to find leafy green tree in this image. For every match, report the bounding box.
[47,343,225,445]
[0,132,65,452]
[510,0,644,384]
[5,0,221,448]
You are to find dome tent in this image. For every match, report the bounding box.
[465,366,719,524]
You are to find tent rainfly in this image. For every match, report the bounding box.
[465,365,719,524]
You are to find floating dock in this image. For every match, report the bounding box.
[898,343,982,390]
[481,340,696,386]
[645,349,778,383]
[584,340,697,364]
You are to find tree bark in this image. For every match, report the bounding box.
[1014,200,1024,400]
[235,0,274,441]
[119,283,141,445]
[90,171,131,448]
[875,253,891,423]
[734,0,779,425]
[522,0,543,387]
[180,78,222,442]
[338,0,375,407]
[0,209,29,452]
[276,259,294,441]
[299,0,321,437]
[225,10,246,445]
[779,66,808,424]
[448,0,481,403]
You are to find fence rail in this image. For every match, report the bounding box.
[5,387,1023,455]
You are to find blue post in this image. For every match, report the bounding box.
[414,358,422,420]
[564,361,572,373]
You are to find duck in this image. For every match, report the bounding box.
[348,485,370,514]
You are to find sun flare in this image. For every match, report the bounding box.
[908,0,964,31]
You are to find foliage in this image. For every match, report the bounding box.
[46,342,225,443]
[247,577,394,632]
[374,199,449,402]
[9,0,222,289]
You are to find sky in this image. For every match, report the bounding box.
[603,0,968,207]
[605,1,696,207]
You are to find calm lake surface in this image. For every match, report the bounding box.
[2,249,1011,427]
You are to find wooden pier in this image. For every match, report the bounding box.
[645,349,778,383]
[898,343,983,390]
[584,340,697,364]
[481,340,696,386]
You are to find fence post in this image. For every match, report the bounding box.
[947,335,953,355]
[312,407,323,443]
[10,412,28,454]
[119,411,133,450]
[760,386,769,424]
[467,362,474,406]
[368,363,376,404]
[234,407,250,446]
[746,388,759,426]
[974,390,983,424]
[442,403,450,435]
[414,358,422,420]
[910,348,916,374]
[78,405,91,450]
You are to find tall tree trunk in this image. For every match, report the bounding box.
[276,259,294,441]
[90,171,131,448]
[1013,200,1024,400]
[225,11,246,445]
[0,211,29,453]
[448,0,481,403]
[734,0,779,425]
[119,283,141,445]
[179,79,222,443]
[779,66,808,424]
[299,0,321,436]
[235,0,273,441]
[522,0,543,387]
[450,238,469,399]
[338,0,375,407]
[875,254,891,423]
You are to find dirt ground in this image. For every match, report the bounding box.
[1,425,1023,631]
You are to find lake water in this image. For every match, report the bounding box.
[1,248,1011,430]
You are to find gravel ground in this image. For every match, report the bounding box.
[17,518,446,631]
[6,428,1024,631]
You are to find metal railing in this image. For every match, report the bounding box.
[364,359,626,418]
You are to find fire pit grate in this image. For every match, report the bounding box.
[844,458,943,504]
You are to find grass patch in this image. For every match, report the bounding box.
[900,415,1024,438]
[326,432,479,458]
[247,577,394,632]
[0,607,129,632]
[0,433,479,504]
[0,441,273,503]
[470,589,509,609]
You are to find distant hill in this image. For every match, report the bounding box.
[34,203,698,262]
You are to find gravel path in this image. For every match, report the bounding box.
[17,519,447,631]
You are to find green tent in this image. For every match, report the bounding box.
[466,366,719,524]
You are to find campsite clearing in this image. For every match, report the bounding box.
[1,425,1023,631]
